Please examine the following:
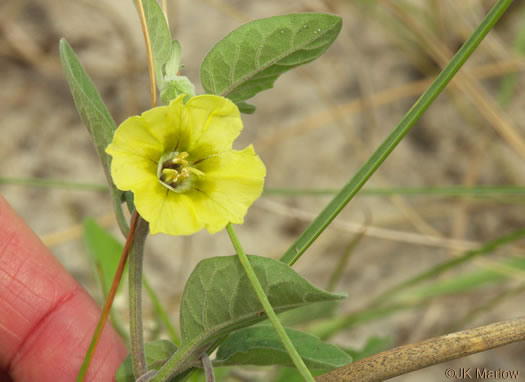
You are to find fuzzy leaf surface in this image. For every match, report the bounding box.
[59,39,119,192]
[200,13,342,103]
[136,0,172,85]
[216,325,351,369]
[172,255,345,375]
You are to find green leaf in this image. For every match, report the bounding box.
[161,255,345,376]
[181,255,344,344]
[136,0,172,87]
[59,39,129,235]
[116,340,177,382]
[59,39,119,196]
[83,218,125,298]
[216,325,351,369]
[236,101,256,114]
[164,40,183,79]
[200,13,342,103]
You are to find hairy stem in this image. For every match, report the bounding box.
[129,217,149,378]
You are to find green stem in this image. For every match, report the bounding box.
[113,190,130,236]
[279,0,515,266]
[129,217,149,378]
[225,224,315,382]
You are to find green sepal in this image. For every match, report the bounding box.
[160,76,196,104]
[163,40,183,79]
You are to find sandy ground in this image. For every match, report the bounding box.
[2,0,525,380]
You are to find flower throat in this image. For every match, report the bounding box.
[157,151,202,193]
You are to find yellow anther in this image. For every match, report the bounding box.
[159,151,196,189]
[171,152,189,167]
[162,168,179,183]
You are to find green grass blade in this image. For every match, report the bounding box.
[264,186,525,197]
[498,5,525,107]
[279,0,514,266]
[371,228,525,306]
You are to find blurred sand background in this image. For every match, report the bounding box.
[1,0,525,380]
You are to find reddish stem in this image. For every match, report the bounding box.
[76,210,140,382]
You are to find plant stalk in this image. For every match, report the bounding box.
[136,0,157,107]
[76,211,140,382]
[226,224,315,382]
[316,315,525,382]
[200,352,215,382]
[129,217,149,378]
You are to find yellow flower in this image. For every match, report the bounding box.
[106,95,265,235]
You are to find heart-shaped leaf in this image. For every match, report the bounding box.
[200,13,342,104]
[216,325,351,369]
[164,255,345,376]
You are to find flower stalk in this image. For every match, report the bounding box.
[225,224,315,382]
[128,217,150,378]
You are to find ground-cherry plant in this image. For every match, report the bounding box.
[53,0,525,381]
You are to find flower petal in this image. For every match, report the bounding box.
[108,148,158,191]
[106,116,163,163]
[140,97,184,154]
[179,95,243,161]
[106,97,187,192]
[134,180,202,235]
[191,146,265,233]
